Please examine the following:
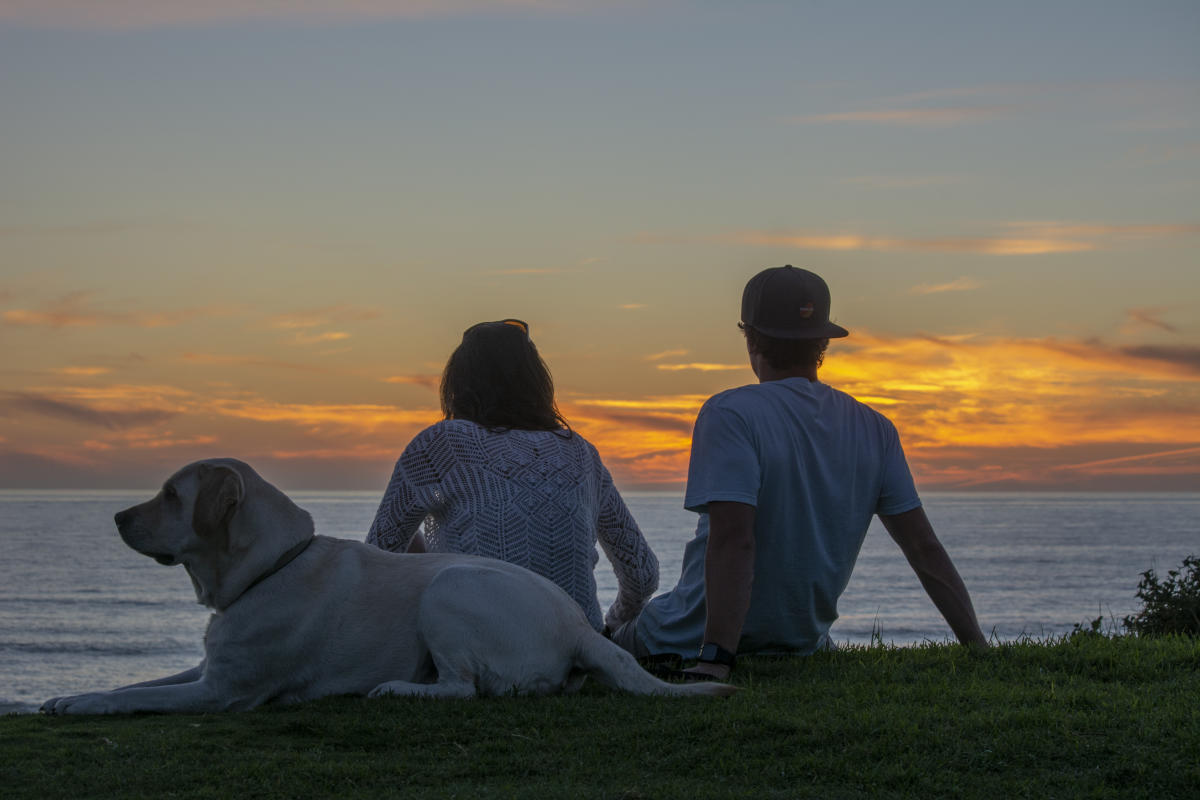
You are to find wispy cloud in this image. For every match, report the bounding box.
[732,230,1093,256]
[1124,307,1178,334]
[1051,446,1200,475]
[84,432,219,451]
[790,84,1053,129]
[791,107,1012,126]
[181,353,332,372]
[655,363,748,372]
[571,395,709,413]
[1117,345,1200,376]
[910,278,982,295]
[725,220,1200,256]
[212,399,440,432]
[2,390,178,430]
[1009,221,1200,239]
[619,303,648,311]
[266,305,379,331]
[294,331,351,345]
[3,292,214,328]
[644,349,689,361]
[383,374,441,391]
[266,444,406,461]
[0,0,578,30]
[48,366,113,377]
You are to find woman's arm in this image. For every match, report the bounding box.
[596,474,659,630]
[367,435,439,552]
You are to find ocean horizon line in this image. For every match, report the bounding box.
[2,487,1197,497]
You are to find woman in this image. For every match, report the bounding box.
[367,318,658,633]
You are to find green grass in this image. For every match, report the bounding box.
[3,636,1197,799]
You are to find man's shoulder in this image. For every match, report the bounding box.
[704,381,899,432]
[703,383,758,407]
[822,383,901,430]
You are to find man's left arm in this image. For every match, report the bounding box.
[685,500,756,679]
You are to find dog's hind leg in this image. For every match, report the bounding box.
[415,564,587,697]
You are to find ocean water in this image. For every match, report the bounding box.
[2,490,1196,714]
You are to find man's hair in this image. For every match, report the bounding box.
[440,323,569,432]
[740,323,828,370]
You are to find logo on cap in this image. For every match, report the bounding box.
[798,303,814,319]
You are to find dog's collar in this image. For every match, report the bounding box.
[238,536,315,602]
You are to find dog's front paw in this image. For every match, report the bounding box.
[41,692,118,715]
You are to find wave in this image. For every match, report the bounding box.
[0,596,195,609]
[0,639,198,656]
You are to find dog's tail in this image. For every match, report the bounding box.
[574,632,737,697]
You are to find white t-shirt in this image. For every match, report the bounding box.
[367,419,659,632]
[635,378,921,655]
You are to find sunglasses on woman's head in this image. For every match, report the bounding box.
[464,318,530,338]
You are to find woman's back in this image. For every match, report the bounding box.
[368,419,657,631]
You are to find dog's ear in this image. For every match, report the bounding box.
[193,463,245,540]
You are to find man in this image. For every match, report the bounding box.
[611,265,987,678]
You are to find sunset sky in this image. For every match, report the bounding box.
[2,1,1198,493]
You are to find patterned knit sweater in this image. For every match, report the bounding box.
[367,420,659,631]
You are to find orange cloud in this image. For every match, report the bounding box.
[49,366,113,377]
[732,230,1094,256]
[909,278,983,295]
[4,329,1197,490]
[2,385,188,431]
[3,292,210,328]
[645,349,689,361]
[105,433,220,451]
[211,399,440,433]
[709,221,1199,256]
[383,374,441,390]
[267,444,406,461]
[293,331,351,345]
[267,305,380,330]
[823,332,1200,489]
[655,363,749,372]
[567,332,1200,488]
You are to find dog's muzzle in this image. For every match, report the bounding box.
[114,508,178,566]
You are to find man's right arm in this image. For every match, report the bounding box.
[878,506,988,647]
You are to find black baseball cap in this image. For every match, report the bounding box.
[740,265,849,339]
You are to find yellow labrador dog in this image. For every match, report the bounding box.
[41,458,733,714]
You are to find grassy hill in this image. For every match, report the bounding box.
[3,636,1197,799]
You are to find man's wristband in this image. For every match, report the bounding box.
[697,642,736,668]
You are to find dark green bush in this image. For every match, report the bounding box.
[1123,554,1200,636]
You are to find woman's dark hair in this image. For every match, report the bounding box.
[740,323,828,371]
[440,321,569,432]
